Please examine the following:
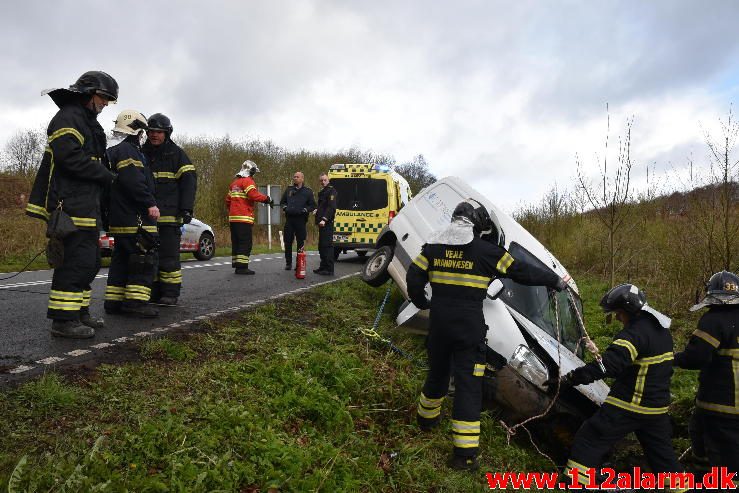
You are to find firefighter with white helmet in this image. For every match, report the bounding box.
[675,271,739,475]
[26,71,118,338]
[104,110,160,318]
[225,160,272,274]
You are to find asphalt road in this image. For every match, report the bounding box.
[0,252,364,384]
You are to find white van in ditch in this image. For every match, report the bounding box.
[360,176,609,443]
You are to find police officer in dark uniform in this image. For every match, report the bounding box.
[406,200,566,470]
[26,71,118,338]
[279,171,316,270]
[554,284,687,490]
[675,271,739,477]
[142,113,196,305]
[313,172,337,276]
[103,110,160,318]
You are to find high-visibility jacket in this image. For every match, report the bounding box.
[106,136,157,235]
[407,238,561,310]
[675,305,739,418]
[26,101,113,230]
[225,176,269,223]
[142,139,196,225]
[569,313,675,415]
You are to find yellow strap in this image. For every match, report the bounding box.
[48,127,84,145]
[612,339,638,361]
[604,396,669,414]
[496,252,514,274]
[116,158,143,170]
[694,329,721,348]
[175,164,196,178]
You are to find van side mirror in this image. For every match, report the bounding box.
[487,279,504,299]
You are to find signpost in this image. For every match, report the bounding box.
[257,185,282,250]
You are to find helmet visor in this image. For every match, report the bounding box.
[96,90,117,103]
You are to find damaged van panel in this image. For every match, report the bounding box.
[361,176,609,434]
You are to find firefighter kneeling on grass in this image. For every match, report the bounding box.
[550,284,689,492]
[103,110,160,318]
[225,160,272,275]
[406,200,566,471]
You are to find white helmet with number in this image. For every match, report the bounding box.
[112,110,148,136]
[236,160,260,177]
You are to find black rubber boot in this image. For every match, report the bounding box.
[80,310,105,329]
[50,320,95,339]
[121,301,159,318]
[284,264,292,271]
[417,414,440,432]
[157,296,178,306]
[235,267,255,275]
[448,454,479,471]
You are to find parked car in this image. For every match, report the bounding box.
[99,218,216,261]
[360,176,609,446]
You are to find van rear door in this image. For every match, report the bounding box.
[331,177,389,244]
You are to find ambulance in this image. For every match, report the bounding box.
[328,163,412,259]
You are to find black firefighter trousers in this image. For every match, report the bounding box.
[104,235,157,310]
[417,301,487,458]
[566,404,685,486]
[152,224,181,299]
[230,222,253,269]
[317,221,334,273]
[283,215,307,267]
[47,229,101,321]
[694,410,739,481]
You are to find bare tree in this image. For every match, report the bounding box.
[576,109,635,287]
[701,108,739,271]
[394,154,437,195]
[2,126,46,178]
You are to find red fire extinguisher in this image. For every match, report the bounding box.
[295,247,306,279]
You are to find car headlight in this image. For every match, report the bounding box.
[509,345,548,389]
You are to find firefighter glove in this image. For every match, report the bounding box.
[544,372,574,391]
[266,196,274,206]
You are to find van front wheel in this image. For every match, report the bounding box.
[361,246,394,287]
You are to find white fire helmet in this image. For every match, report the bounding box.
[112,110,148,136]
[236,160,260,177]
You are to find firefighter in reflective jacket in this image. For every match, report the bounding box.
[406,200,565,471]
[142,113,196,305]
[225,160,272,275]
[675,271,739,475]
[554,284,687,491]
[25,71,118,339]
[104,110,160,318]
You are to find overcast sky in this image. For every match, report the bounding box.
[1,0,738,210]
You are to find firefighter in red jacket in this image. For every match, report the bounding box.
[225,160,272,274]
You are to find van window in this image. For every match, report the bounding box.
[497,242,584,356]
[331,178,388,211]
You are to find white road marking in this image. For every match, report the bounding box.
[36,356,65,365]
[5,271,360,377]
[66,349,91,357]
[90,342,114,349]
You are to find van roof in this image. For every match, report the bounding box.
[328,163,412,192]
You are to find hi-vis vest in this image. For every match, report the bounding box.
[225,176,269,223]
[676,306,739,417]
[406,238,560,308]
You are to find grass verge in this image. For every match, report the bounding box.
[0,275,701,491]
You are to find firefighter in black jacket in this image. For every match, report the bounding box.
[25,71,118,339]
[279,171,316,270]
[313,172,337,275]
[675,271,739,476]
[554,284,687,490]
[142,113,196,305]
[103,110,160,318]
[406,201,566,470]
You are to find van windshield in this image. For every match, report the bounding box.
[331,178,388,211]
[496,242,584,357]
